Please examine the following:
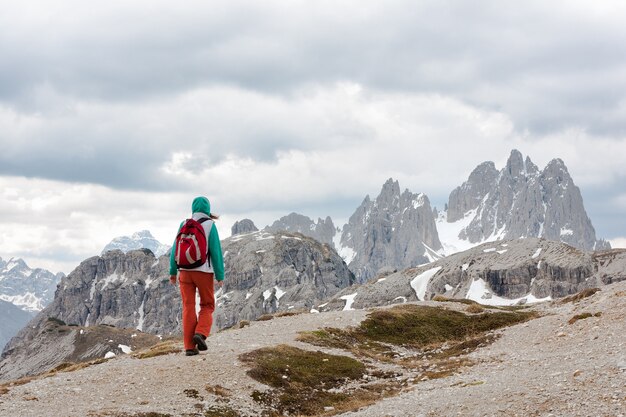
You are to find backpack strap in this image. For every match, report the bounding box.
[197,217,213,267]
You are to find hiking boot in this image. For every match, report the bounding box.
[193,333,208,351]
[185,349,199,356]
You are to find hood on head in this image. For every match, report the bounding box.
[191,196,211,215]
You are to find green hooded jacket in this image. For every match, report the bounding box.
[169,196,225,281]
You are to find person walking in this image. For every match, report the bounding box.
[169,196,224,356]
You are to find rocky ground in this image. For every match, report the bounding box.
[0,281,624,417]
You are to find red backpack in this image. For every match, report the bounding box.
[175,218,212,269]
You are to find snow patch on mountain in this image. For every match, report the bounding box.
[466,278,552,306]
[102,230,169,257]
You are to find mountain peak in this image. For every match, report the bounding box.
[505,149,526,178]
[231,219,259,236]
[444,151,607,251]
[131,230,155,239]
[102,231,169,257]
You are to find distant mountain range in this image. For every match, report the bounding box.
[0,256,63,350]
[0,257,63,313]
[102,230,170,257]
[255,150,609,282]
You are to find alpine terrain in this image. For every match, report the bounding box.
[0,230,354,381]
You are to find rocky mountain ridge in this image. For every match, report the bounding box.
[255,150,609,281]
[443,149,609,252]
[318,239,626,312]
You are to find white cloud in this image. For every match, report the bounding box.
[609,238,626,249]
[2,1,626,271]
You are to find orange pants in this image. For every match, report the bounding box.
[179,270,215,350]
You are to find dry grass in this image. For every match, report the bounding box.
[466,304,485,314]
[132,340,181,359]
[568,312,602,325]
[49,358,108,374]
[238,320,251,328]
[561,288,601,303]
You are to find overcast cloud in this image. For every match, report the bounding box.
[1,0,625,273]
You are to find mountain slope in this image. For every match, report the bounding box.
[441,150,609,253]
[0,299,32,351]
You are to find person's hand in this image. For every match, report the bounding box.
[215,280,223,289]
[169,275,177,285]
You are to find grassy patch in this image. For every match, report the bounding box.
[238,320,251,329]
[241,345,365,389]
[256,314,274,321]
[299,304,535,381]
[240,344,396,415]
[568,312,602,325]
[352,305,534,348]
[132,340,181,359]
[183,388,202,400]
[466,304,485,314]
[561,288,601,303]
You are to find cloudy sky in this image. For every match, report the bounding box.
[1,0,626,273]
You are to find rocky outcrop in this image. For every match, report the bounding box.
[318,238,626,312]
[444,150,609,251]
[338,178,442,283]
[217,230,354,328]
[231,219,259,236]
[265,213,336,246]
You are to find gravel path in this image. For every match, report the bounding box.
[1,281,624,417]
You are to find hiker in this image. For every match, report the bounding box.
[169,196,225,356]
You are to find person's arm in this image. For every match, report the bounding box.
[169,222,183,284]
[209,223,224,281]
